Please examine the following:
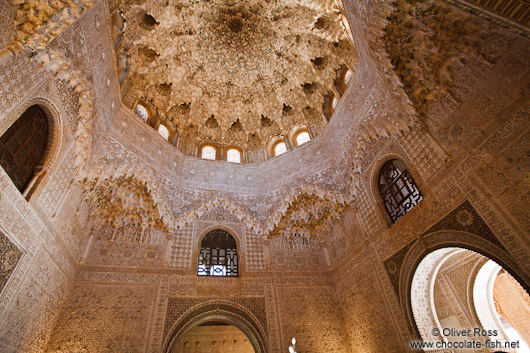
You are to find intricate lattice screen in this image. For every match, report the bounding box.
[198,230,238,277]
[378,159,423,224]
[0,105,48,192]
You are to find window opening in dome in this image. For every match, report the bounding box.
[273,141,287,157]
[332,95,339,109]
[295,131,310,146]
[201,145,217,160]
[378,159,423,224]
[158,124,170,140]
[227,148,241,163]
[323,93,335,121]
[134,104,149,122]
[198,230,238,277]
[344,69,354,85]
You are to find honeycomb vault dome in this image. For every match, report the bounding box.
[117,0,357,160]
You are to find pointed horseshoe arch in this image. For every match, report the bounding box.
[398,230,530,340]
[162,300,269,353]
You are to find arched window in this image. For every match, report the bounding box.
[157,124,169,140]
[332,95,339,109]
[378,159,422,224]
[226,148,241,163]
[0,105,49,192]
[323,93,336,121]
[273,140,287,157]
[334,66,350,97]
[295,130,311,146]
[344,69,354,86]
[201,145,217,160]
[134,103,149,122]
[198,230,238,277]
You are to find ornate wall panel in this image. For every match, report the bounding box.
[0,230,24,295]
[475,129,530,235]
[0,53,48,120]
[0,2,15,50]
[325,208,364,268]
[334,254,407,353]
[277,285,352,353]
[459,175,530,271]
[396,126,445,181]
[0,168,42,253]
[46,282,157,353]
[78,1,120,137]
[168,224,194,269]
[52,185,89,260]
[268,234,326,272]
[54,79,82,133]
[85,239,165,268]
[245,231,265,272]
[38,144,75,218]
[354,178,382,236]
[0,247,70,353]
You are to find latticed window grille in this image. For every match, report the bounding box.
[378,159,423,224]
[0,105,49,192]
[198,230,238,277]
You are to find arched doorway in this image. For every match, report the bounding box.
[163,301,268,353]
[0,105,50,193]
[410,247,530,352]
[172,321,255,353]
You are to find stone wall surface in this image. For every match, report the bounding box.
[173,325,255,353]
[0,1,15,51]
[333,249,410,353]
[0,0,529,353]
[0,2,120,353]
[276,285,352,353]
[0,168,73,353]
[45,282,158,353]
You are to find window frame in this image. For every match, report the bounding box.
[271,139,288,157]
[0,103,58,200]
[134,102,150,123]
[200,143,219,160]
[157,123,170,141]
[323,92,336,121]
[293,129,311,147]
[225,146,243,163]
[197,230,239,277]
[377,159,423,225]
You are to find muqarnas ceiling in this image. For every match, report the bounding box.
[116,0,357,154]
